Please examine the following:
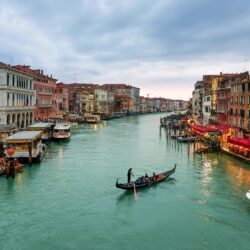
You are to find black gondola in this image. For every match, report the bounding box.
[116,164,176,190]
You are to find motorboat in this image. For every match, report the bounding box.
[52,123,71,141]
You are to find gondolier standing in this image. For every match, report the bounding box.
[127,168,133,183]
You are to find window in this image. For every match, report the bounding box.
[12,75,15,86]
[240,118,244,128]
[7,73,9,86]
[7,92,9,106]
[242,83,245,92]
[12,93,15,106]
[236,96,238,104]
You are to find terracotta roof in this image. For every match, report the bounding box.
[14,65,57,81]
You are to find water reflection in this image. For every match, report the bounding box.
[224,158,250,188]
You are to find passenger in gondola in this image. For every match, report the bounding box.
[127,168,133,183]
[153,172,156,181]
[145,173,149,182]
[135,176,144,185]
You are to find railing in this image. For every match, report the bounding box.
[38,92,53,96]
[38,104,52,107]
[0,106,34,111]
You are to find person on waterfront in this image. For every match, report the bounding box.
[127,168,133,183]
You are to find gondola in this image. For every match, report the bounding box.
[116,164,176,190]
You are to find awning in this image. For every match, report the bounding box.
[228,138,250,149]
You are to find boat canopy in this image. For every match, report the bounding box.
[227,138,250,149]
[0,125,18,133]
[54,123,71,130]
[27,123,53,130]
[6,131,43,142]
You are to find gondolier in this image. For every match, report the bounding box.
[127,168,133,183]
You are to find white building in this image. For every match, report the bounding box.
[94,89,108,113]
[202,94,211,125]
[0,62,36,128]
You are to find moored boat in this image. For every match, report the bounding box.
[177,136,196,142]
[5,131,47,163]
[52,123,71,141]
[85,115,100,124]
[116,164,176,190]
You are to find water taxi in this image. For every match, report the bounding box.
[85,115,100,124]
[52,123,71,141]
[5,131,47,163]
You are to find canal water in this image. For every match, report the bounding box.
[0,114,250,250]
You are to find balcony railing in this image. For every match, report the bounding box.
[38,92,53,96]
[39,104,52,108]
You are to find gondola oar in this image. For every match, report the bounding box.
[133,181,137,200]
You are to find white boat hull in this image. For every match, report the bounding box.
[246,191,250,200]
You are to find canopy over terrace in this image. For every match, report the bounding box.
[191,125,219,135]
[227,138,250,149]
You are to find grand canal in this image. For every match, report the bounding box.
[0,113,250,250]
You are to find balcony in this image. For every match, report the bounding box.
[38,92,53,96]
[39,104,52,108]
[0,106,35,111]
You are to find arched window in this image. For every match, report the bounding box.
[7,114,10,125]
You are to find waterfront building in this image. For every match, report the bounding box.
[101,84,140,114]
[55,83,69,117]
[139,96,147,113]
[14,65,57,121]
[114,95,132,113]
[202,90,211,125]
[216,77,232,126]
[209,73,235,123]
[67,83,98,114]
[81,90,95,114]
[229,71,250,137]
[150,98,160,112]
[0,62,35,128]
[94,89,108,114]
[192,81,202,117]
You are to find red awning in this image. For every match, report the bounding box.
[191,125,218,134]
[228,138,250,149]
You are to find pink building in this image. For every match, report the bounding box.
[14,66,57,121]
[55,83,69,116]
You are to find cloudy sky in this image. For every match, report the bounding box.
[1,0,250,100]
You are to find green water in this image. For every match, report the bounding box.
[0,114,250,250]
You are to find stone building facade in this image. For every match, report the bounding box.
[0,62,35,128]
